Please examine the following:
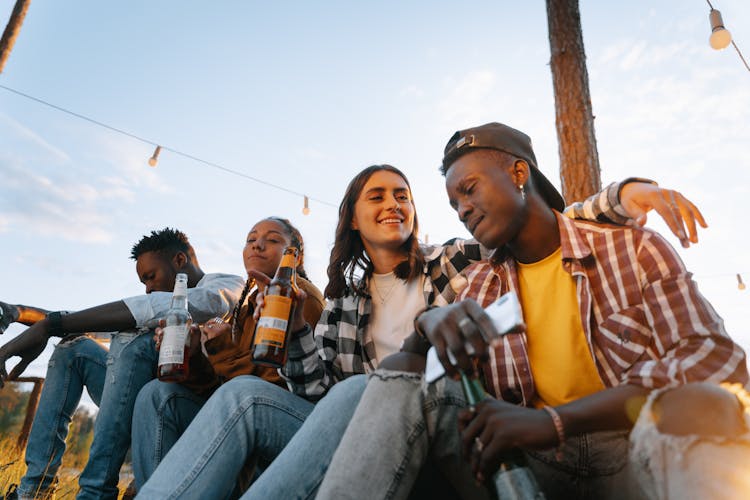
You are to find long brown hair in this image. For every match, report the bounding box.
[324,165,425,299]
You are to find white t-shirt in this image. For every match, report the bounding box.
[367,272,426,362]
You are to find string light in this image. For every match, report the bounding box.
[709,9,732,50]
[302,195,311,215]
[0,84,337,209]
[705,0,750,72]
[738,274,746,291]
[148,145,161,167]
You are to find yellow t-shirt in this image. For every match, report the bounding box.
[516,247,605,407]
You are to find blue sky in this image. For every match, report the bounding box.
[1,1,749,407]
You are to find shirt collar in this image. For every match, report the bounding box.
[488,210,593,266]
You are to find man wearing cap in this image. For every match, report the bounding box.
[316,122,750,499]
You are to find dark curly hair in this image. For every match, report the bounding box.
[324,165,424,299]
[130,228,197,264]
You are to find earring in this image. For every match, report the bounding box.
[518,184,526,201]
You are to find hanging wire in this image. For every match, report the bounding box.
[0,84,337,208]
[705,0,750,72]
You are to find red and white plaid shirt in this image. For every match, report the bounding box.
[459,212,748,406]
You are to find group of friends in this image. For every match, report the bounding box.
[1,121,748,500]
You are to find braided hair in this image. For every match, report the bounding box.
[229,217,309,339]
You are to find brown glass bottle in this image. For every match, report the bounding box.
[158,273,192,382]
[252,246,298,368]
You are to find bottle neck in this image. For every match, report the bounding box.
[170,294,188,310]
[459,370,488,408]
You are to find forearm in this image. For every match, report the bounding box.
[556,385,649,437]
[54,301,136,337]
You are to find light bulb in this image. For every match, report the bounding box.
[148,145,162,167]
[302,196,310,215]
[709,10,732,50]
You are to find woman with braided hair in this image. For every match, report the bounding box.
[130,217,325,489]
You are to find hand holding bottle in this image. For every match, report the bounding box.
[249,269,307,335]
[154,318,203,357]
[415,299,495,378]
[458,399,558,483]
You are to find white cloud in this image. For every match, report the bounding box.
[0,112,71,163]
[437,70,501,128]
[400,85,425,98]
[0,119,177,242]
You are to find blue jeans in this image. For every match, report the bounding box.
[137,375,367,499]
[17,336,107,498]
[77,331,158,500]
[318,370,634,500]
[131,379,207,489]
[241,375,367,499]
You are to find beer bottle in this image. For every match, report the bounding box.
[252,246,298,367]
[1,302,47,334]
[460,369,545,500]
[158,273,192,382]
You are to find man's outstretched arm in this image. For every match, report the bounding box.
[0,300,136,387]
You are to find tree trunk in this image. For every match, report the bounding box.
[546,0,601,203]
[0,0,32,74]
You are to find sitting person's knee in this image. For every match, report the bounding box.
[654,382,747,437]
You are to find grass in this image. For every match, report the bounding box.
[0,434,133,499]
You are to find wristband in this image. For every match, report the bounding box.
[400,332,431,355]
[617,177,658,202]
[46,311,65,337]
[542,405,565,461]
[413,305,439,339]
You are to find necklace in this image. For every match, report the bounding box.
[371,273,398,305]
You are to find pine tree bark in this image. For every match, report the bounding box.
[546,0,601,203]
[0,0,32,74]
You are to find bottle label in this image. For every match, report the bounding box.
[255,295,292,347]
[159,324,188,364]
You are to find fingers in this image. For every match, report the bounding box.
[431,334,457,379]
[248,269,272,287]
[654,188,708,248]
[657,189,689,247]
[457,408,476,434]
[153,327,163,350]
[461,400,488,457]
[673,191,707,244]
[8,359,30,381]
[201,317,229,341]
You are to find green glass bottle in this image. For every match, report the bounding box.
[459,370,545,500]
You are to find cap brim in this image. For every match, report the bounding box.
[530,167,566,212]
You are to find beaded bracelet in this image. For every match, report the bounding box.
[542,405,565,461]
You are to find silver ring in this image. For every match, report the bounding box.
[474,437,484,454]
[457,317,472,331]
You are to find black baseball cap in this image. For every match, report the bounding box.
[442,122,566,212]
